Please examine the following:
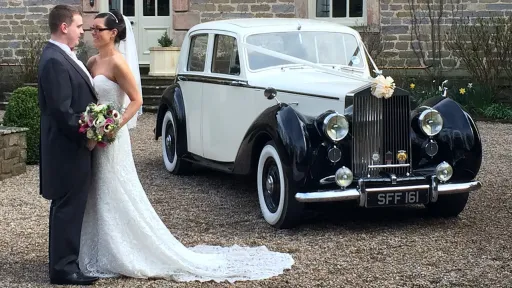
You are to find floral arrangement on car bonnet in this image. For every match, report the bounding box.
[362,42,396,99]
[371,75,396,99]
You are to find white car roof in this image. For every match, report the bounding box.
[188,18,361,37]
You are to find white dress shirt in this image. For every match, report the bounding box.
[49,39,94,86]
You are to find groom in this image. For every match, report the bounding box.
[38,5,98,285]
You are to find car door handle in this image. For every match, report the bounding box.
[130,21,135,25]
[230,80,247,86]
[177,76,188,81]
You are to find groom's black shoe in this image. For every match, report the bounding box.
[50,271,99,285]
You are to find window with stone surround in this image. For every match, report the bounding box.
[308,0,366,26]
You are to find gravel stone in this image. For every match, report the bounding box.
[0,114,510,287]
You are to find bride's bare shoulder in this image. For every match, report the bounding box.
[112,52,131,75]
[112,52,128,66]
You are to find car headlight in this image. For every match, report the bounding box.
[323,113,349,141]
[435,161,453,182]
[419,108,443,136]
[335,166,353,188]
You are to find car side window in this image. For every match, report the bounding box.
[187,34,208,72]
[211,34,240,76]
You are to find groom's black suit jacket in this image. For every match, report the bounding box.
[38,42,97,200]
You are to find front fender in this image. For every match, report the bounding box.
[232,104,311,186]
[154,84,188,157]
[411,96,482,181]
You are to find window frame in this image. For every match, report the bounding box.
[210,33,242,78]
[186,33,210,73]
[307,0,367,26]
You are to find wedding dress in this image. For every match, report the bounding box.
[78,75,294,283]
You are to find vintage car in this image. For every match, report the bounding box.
[154,18,482,229]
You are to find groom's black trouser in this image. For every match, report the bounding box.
[48,185,89,277]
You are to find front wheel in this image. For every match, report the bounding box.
[425,192,470,217]
[161,110,190,175]
[257,141,304,229]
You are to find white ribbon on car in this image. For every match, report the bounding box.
[239,41,379,84]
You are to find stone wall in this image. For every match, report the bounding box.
[379,0,512,69]
[0,0,81,65]
[1,0,511,72]
[171,0,302,45]
[0,127,28,181]
[0,0,99,94]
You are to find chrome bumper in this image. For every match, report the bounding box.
[295,179,482,205]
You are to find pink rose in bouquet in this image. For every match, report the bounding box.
[79,103,122,147]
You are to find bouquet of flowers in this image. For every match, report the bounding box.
[371,75,396,99]
[79,103,122,147]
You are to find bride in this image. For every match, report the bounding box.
[78,10,294,283]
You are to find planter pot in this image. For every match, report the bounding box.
[148,47,180,77]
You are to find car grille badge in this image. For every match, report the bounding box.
[385,151,393,165]
[397,150,407,164]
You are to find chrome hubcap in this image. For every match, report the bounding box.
[166,134,172,148]
[164,120,176,164]
[266,175,274,194]
[262,159,280,214]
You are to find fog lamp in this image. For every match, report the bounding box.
[335,166,353,188]
[435,161,453,182]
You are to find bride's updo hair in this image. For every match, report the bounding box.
[95,9,126,43]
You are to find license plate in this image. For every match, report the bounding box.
[365,190,429,207]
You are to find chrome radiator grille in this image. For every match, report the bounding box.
[352,92,411,178]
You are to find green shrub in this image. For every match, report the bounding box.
[479,103,512,120]
[446,16,512,91]
[3,86,40,164]
[404,80,512,120]
[157,31,173,47]
[449,83,495,116]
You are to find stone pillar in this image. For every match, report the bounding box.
[295,0,308,18]
[81,0,100,42]
[0,127,28,181]
[79,0,101,63]
[172,0,200,46]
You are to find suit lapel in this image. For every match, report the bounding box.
[46,43,97,101]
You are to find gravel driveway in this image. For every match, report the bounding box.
[0,113,511,287]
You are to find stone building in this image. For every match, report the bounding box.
[0,0,510,73]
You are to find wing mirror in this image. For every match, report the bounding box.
[264,87,281,105]
[264,87,277,100]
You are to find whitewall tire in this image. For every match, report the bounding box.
[257,141,303,228]
[161,110,190,174]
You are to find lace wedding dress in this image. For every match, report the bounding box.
[78,75,294,283]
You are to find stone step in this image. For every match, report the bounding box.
[139,65,150,76]
[142,105,158,113]
[142,95,161,106]
[0,101,7,111]
[141,75,174,87]
[142,85,168,96]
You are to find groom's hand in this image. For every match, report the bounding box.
[86,139,97,151]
